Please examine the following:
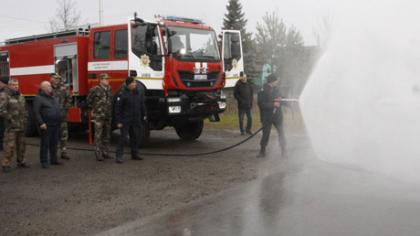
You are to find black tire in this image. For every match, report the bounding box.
[25,105,38,137]
[175,119,204,141]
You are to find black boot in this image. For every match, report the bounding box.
[17,163,30,168]
[131,156,143,160]
[2,166,11,173]
[51,161,63,165]
[96,152,104,162]
[61,152,70,160]
[103,153,113,159]
[257,147,266,158]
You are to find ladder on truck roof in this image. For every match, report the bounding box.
[5,28,90,45]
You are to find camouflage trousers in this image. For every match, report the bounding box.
[59,121,68,154]
[2,130,26,167]
[94,119,111,157]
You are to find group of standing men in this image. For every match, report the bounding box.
[0,73,71,172]
[86,74,147,163]
[0,70,283,172]
[0,73,146,172]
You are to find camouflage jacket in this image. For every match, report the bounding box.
[87,84,113,120]
[52,82,72,111]
[0,88,28,131]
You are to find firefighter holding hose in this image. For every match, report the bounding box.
[257,74,286,157]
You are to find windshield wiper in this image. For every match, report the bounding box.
[195,55,219,60]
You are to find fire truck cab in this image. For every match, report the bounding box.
[0,14,244,142]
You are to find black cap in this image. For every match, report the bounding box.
[49,73,61,79]
[266,74,278,83]
[125,76,135,85]
[99,73,109,80]
[0,76,9,84]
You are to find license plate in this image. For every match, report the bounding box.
[169,106,181,113]
[194,75,207,80]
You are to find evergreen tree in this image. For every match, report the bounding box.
[222,0,256,78]
[223,0,247,31]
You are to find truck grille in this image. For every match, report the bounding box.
[178,71,220,88]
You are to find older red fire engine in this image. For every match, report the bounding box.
[0,14,244,142]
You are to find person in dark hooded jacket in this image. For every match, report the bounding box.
[114,77,147,163]
[33,81,64,168]
[257,74,286,157]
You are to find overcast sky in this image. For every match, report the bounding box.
[0,0,335,45]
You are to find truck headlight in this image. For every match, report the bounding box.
[169,106,182,114]
[220,90,226,100]
[218,101,227,109]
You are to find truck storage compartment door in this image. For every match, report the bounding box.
[54,43,79,94]
[0,51,9,78]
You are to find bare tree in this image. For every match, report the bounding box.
[49,0,81,32]
[313,15,333,52]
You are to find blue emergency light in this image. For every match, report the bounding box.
[164,16,204,24]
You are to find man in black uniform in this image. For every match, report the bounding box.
[114,77,147,163]
[257,74,286,157]
[234,72,254,135]
[0,76,9,151]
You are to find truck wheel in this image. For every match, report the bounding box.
[25,105,38,137]
[175,120,204,141]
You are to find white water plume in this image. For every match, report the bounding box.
[300,0,420,182]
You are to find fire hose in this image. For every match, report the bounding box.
[26,128,263,157]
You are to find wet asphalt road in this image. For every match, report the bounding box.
[3,114,420,236]
[0,126,261,236]
[97,131,420,236]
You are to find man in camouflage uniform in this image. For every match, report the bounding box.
[87,73,113,161]
[50,73,72,160]
[0,76,9,151]
[0,79,29,172]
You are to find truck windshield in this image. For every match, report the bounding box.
[168,26,220,61]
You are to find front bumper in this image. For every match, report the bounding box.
[166,91,227,117]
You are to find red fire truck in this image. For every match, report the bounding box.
[0,14,244,142]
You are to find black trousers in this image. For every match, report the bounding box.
[260,119,286,152]
[40,125,59,165]
[238,107,252,133]
[116,124,140,160]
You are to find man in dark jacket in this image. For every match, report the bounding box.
[257,74,286,157]
[234,72,254,135]
[33,81,64,168]
[114,77,147,163]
